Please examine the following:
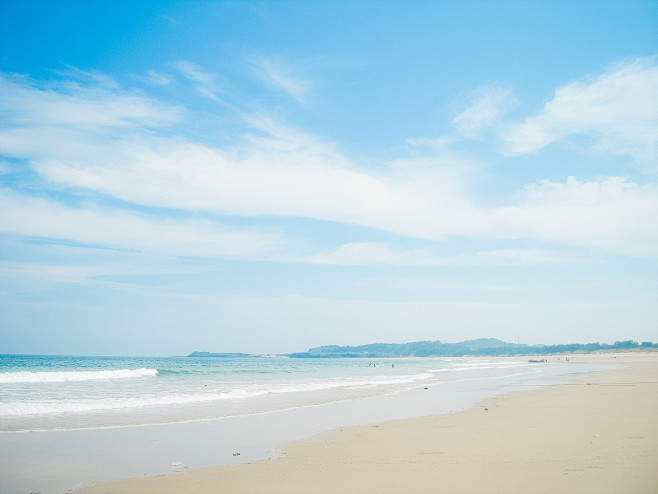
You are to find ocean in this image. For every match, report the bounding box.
[0,353,598,432]
[0,354,610,493]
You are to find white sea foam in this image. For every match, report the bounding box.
[0,368,158,383]
[428,362,530,373]
[0,390,261,416]
[267,372,433,395]
[448,361,528,367]
[0,372,433,417]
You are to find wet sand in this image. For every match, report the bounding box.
[78,353,658,494]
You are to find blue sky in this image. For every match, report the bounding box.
[1,1,657,356]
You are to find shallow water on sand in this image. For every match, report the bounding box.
[0,355,611,494]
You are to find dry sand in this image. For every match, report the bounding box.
[78,353,658,494]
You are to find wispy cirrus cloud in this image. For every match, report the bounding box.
[31,131,658,257]
[0,261,139,290]
[503,57,658,164]
[305,242,586,266]
[132,69,174,86]
[0,255,209,290]
[0,189,285,259]
[171,60,223,101]
[0,72,181,128]
[31,132,440,238]
[1,60,657,262]
[453,85,517,138]
[52,65,120,89]
[493,176,658,257]
[247,55,311,104]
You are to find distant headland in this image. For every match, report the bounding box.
[188,338,657,358]
[187,352,254,358]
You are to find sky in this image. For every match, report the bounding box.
[0,0,657,356]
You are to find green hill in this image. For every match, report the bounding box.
[287,339,656,358]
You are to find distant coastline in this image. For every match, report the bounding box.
[189,338,658,359]
[187,352,254,358]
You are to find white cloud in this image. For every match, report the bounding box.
[0,261,142,291]
[172,60,223,101]
[0,256,210,291]
[306,242,586,266]
[0,261,109,284]
[460,249,584,265]
[0,126,123,165]
[0,189,284,259]
[14,123,658,258]
[248,55,311,103]
[306,242,434,265]
[53,65,120,89]
[453,85,516,138]
[132,69,174,86]
[493,176,658,256]
[29,119,454,240]
[504,58,658,163]
[1,65,657,260]
[0,73,181,128]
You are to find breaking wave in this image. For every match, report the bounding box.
[0,368,158,384]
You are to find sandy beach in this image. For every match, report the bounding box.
[77,353,658,494]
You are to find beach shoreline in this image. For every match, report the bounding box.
[2,354,606,494]
[76,352,658,494]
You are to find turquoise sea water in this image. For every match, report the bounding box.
[1,353,601,432]
[0,354,611,494]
